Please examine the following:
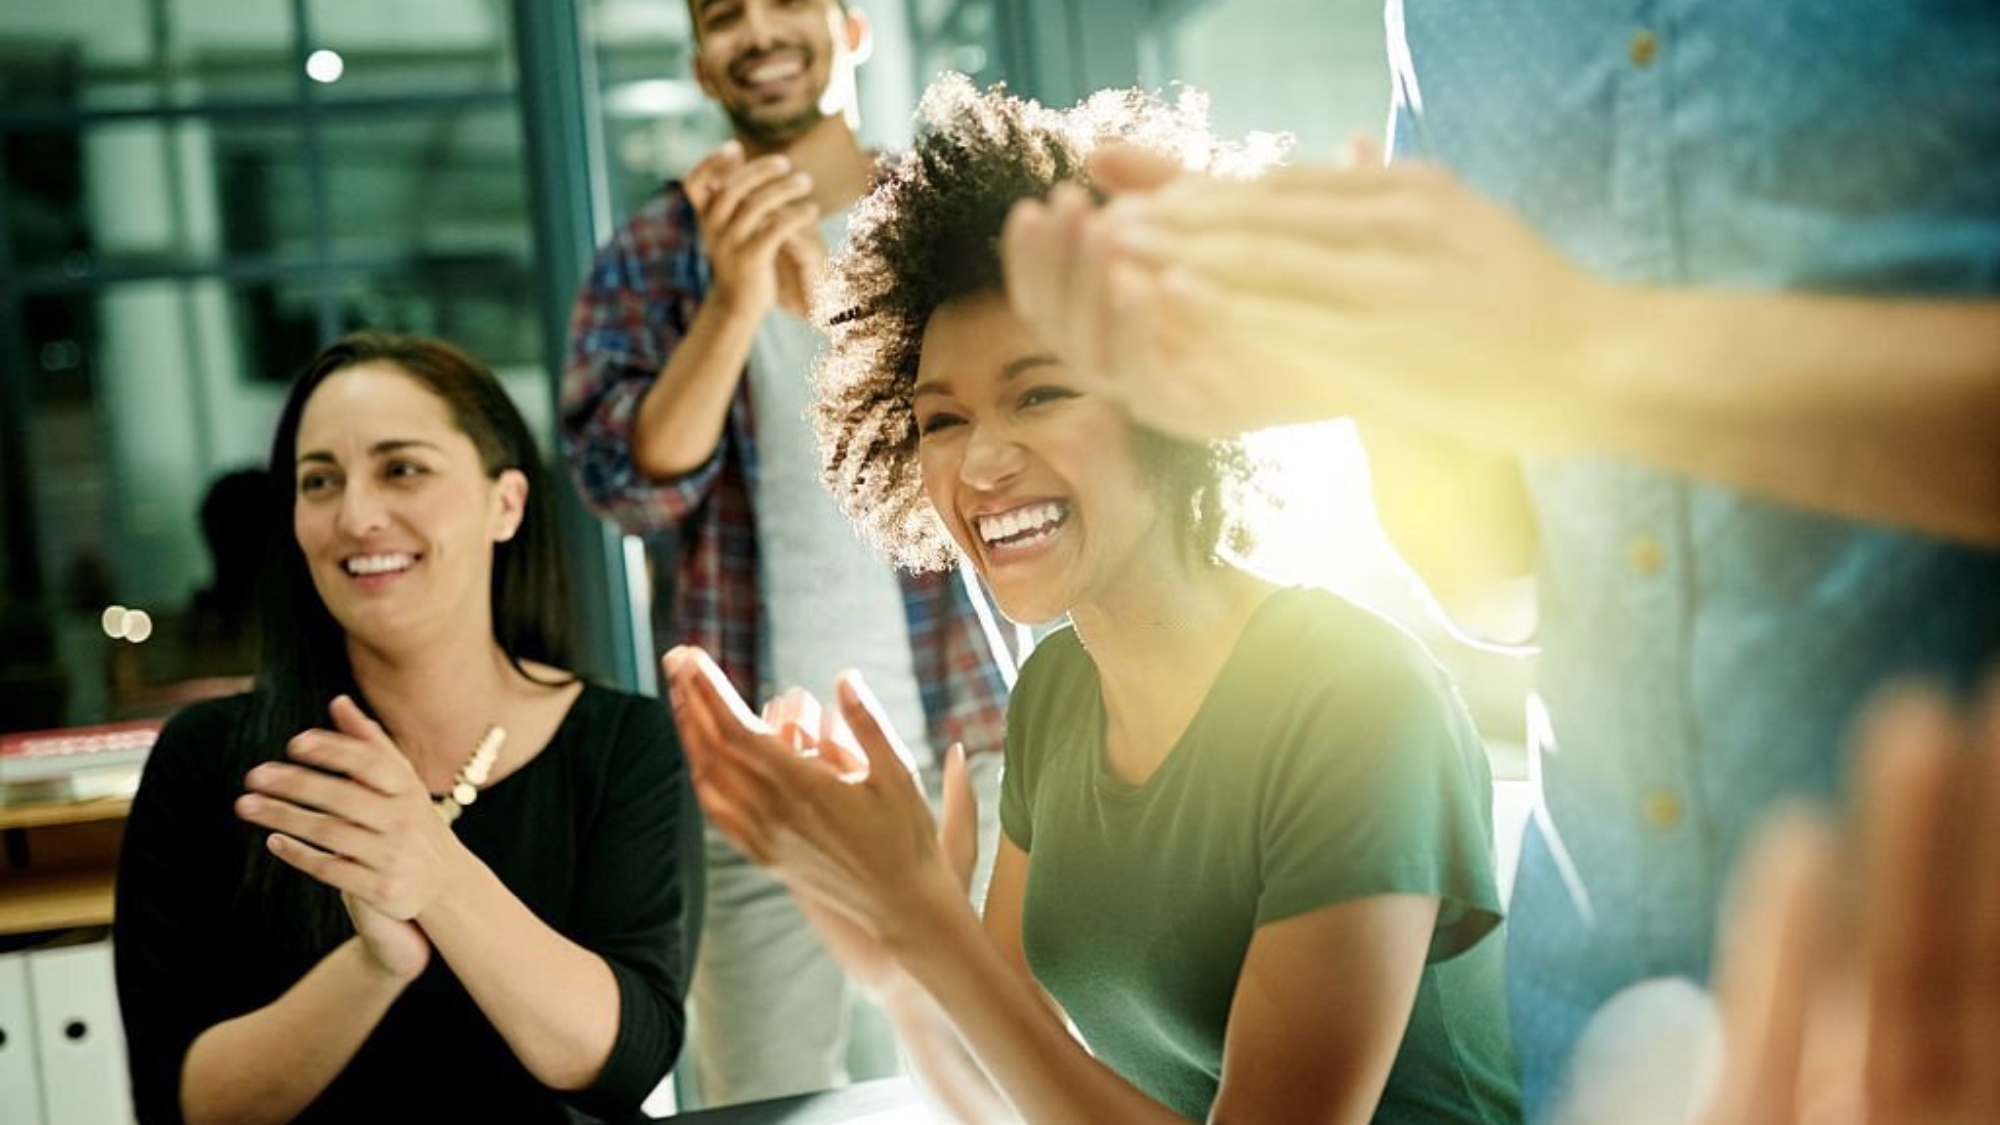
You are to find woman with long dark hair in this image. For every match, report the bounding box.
[115,333,702,1124]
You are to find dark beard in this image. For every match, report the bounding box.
[724,98,829,147]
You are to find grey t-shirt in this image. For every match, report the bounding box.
[746,212,930,764]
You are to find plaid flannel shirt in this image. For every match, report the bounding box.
[560,181,1010,759]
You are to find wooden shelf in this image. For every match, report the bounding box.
[0,796,133,832]
[0,865,116,936]
[0,792,132,937]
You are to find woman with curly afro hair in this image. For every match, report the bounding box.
[663,75,1520,1125]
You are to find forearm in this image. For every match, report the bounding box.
[894,901,1194,1125]
[180,938,409,1125]
[1584,289,2000,545]
[632,296,763,479]
[880,984,1021,1125]
[420,855,623,1092]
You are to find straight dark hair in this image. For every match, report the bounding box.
[244,332,574,949]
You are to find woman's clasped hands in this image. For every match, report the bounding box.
[234,694,469,980]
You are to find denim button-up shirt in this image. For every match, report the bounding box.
[1390,1,2000,1114]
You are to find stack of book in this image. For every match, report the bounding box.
[0,720,159,805]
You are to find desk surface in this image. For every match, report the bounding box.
[661,1078,929,1125]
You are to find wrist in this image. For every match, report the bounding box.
[342,935,422,989]
[878,971,944,1024]
[868,965,930,1013]
[422,834,488,921]
[704,283,769,325]
[880,873,983,982]
[1551,277,1658,455]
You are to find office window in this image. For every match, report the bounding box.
[0,0,297,111]
[0,0,540,731]
[1154,0,1391,159]
[587,0,727,215]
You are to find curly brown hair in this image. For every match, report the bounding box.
[812,74,1284,573]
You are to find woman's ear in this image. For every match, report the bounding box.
[493,469,529,542]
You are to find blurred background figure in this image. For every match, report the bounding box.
[107,467,273,716]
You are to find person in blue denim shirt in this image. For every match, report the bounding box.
[998,3,2000,1120]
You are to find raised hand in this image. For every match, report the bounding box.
[687,140,822,321]
[937,742,978,895]
[664,646,968,953]
[237,695,470,945]
[775,224,829,321]
[1001,142,1613,449]
[1699,684,2000,1125]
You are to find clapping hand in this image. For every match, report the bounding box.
[1000,140,1612,450]
[687,141,826,322]
[663,647,977,973]
[1699,684,2000,1125]
[236,694,468,981]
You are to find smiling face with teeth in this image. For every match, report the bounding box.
[689,0,867,147]
[913,289,1184,625]
[291,361,528,657]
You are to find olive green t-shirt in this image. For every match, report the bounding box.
[1000,588,1520,1123]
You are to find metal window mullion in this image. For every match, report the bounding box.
[0,131,48,605]
[292,0,342,345]
[512,0,646,693]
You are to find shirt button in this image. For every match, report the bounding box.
[1630,29,1660,68]
[1627,534,1664,576]
[1644,789,1683,830]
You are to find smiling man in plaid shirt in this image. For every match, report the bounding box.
[559,0,1011,1108]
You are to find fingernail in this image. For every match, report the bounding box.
[834,673,864,710]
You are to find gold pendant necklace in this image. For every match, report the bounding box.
[434,725,506,826]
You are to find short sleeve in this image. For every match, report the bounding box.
[999,684,1037,853]
[1251,624,1502,963]
[996,627,1087,854]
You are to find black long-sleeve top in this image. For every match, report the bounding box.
[113,684,703,1124]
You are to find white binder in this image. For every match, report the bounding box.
[26,944,133,1125]
[0,952,48,1125]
